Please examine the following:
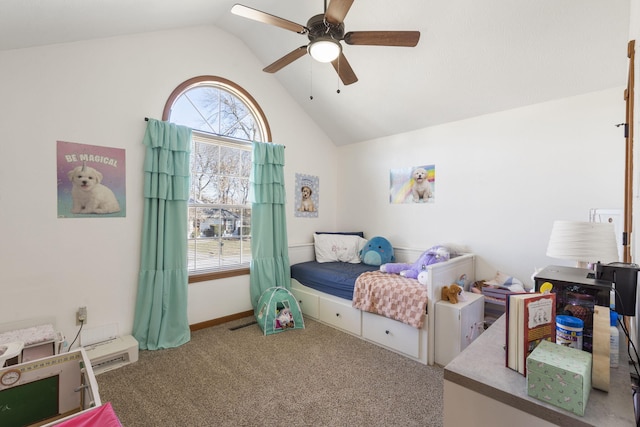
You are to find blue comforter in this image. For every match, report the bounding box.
[290,261,380,300]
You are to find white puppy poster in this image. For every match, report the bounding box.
[57,141,126,218]
[294,173,318,217]
[389,164,435,204]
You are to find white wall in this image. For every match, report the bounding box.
[337,88,626,287]
[0,26,338,342]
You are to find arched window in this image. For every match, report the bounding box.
[163,76,271,282]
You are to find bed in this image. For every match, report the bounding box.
[289,238,476,365]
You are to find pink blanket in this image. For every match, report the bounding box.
[54,402,122,427]
[352,271,428,328]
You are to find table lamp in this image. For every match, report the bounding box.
[546,220,619,268]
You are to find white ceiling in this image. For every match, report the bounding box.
[0,0,630,145]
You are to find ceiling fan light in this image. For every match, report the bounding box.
[308,38,341,63]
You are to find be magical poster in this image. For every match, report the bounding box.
[389,165,435,204]
[57,141,126,218]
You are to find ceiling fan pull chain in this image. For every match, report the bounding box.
[310,60,314,100]
[336,57,341,94]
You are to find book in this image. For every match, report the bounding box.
[505,292,556,375]
[481,286,527,306]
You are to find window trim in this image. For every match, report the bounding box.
[162,76,271,283]
[189,267,250,283]
[162,75,272,142]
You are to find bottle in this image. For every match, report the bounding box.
[610,310,619,368]
[556,315,584,350]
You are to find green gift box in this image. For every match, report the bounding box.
[526,340,592,416]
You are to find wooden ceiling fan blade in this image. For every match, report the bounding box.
[263,46,308,73]
[231,4,306,34]
[325,0,355,25]
[331,53,358,85]
[344,31,420,47]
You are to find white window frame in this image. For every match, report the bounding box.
[162,76,271,282]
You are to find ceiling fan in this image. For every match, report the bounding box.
[231,0,420,85]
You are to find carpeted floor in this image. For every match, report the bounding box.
[97,317,444,426]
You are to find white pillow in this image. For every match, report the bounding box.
[314,234,367,263]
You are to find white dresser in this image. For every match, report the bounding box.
[291,280,429,364]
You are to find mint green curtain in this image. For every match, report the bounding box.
[133,119,192,350]
[249,142,291,308]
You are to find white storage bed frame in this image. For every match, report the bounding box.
[288,244,475,365]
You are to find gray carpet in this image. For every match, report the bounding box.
[97,317,444,426]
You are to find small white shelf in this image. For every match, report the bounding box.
[435,292,485,366]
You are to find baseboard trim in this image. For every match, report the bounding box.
[189,310,254,331]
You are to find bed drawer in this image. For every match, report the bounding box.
[290,287,319,319]
[362,311,421,358]
[318,298,361,336]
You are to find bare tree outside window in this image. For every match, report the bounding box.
[164,76,270,278]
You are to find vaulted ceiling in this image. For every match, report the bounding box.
[0,0,630,145]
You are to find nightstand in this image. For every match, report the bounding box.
[435,292,484,366]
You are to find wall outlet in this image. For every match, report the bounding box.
[76,306,87,325]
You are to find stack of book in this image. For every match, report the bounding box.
[505,292,556,375]
[475,282,526,327]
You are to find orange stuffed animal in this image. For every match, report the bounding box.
[441,284,462,304]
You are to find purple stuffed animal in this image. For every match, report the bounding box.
[380,245,450,279]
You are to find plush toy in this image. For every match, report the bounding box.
[417,270,429,286]
[277,308,294,329]
[441,284,462,304]
[380,245,450,279]
[484,270,526,293]
[360,236,395,266]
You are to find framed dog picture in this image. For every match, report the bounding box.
[294,173,319,217]
[57,141,126,218]
[389,164,435,204]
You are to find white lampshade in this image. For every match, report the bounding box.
[546,220,619,267]
[308,38,341,63]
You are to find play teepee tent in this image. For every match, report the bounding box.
[255,287,304,336]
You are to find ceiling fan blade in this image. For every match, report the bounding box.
[325,0,355,25]
[344,31,420,47]
[231,4,306,34]
[263,46,308,73]
[331,53,358,85]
